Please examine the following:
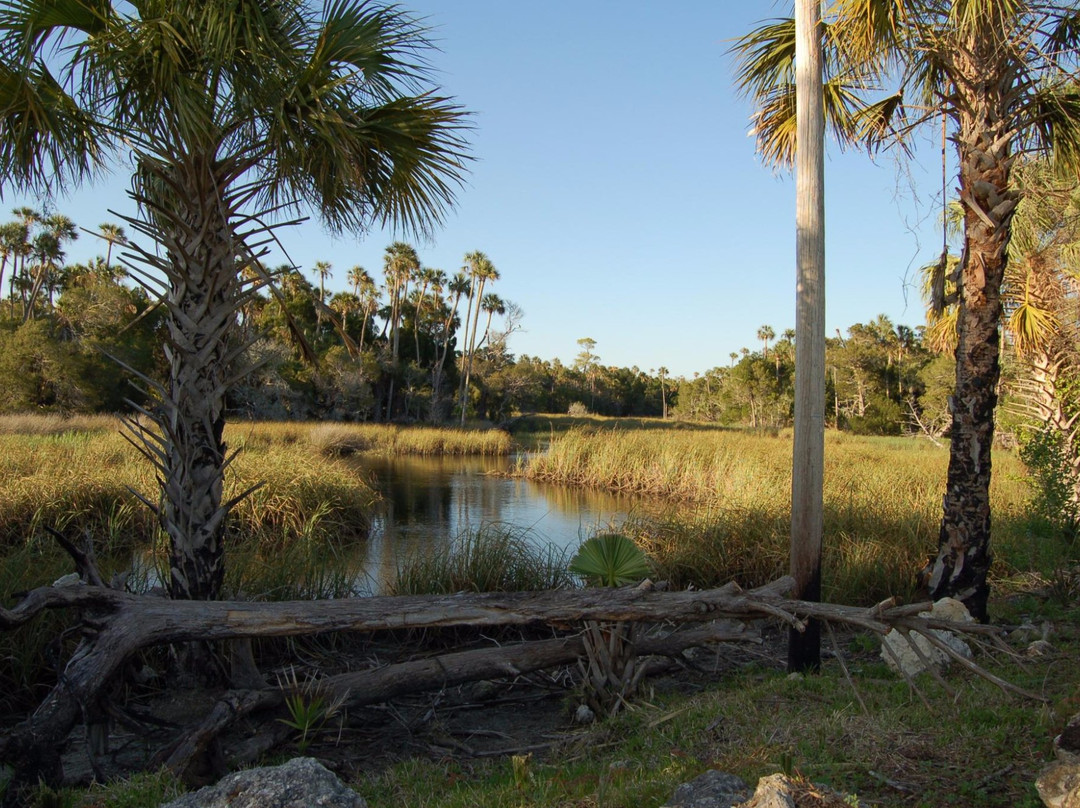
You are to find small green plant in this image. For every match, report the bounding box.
[568,534,652,717]
[568,533,652,587]
[1020,426,1080,537]
[511,753,532,790]
[276,667,346,753]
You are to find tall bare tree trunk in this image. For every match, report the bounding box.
[789,0,825,672]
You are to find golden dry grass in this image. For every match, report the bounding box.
[520,427,1035,602]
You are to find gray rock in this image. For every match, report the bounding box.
[574,703,596,724]
[662,769,751,807]
[1038,762,1080,808]
[160,757,366,808]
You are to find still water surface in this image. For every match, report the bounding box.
[350,454,646,594]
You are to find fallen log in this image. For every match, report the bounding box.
[0,572,1033,797]
[0,578,790,792]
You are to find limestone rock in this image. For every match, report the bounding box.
[1037,762,1080,808]
[159,757,366,808]
[880,597,973,677]
[736,774,796,808]
[736,774,853,808]
[661,769,751,807]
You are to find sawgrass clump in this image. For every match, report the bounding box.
[389,525,575,595]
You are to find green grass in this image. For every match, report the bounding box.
[24,768,184,808]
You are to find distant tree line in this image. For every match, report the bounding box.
[0,205,945,434]
[5,194,1078,454]
[673,316,954,437]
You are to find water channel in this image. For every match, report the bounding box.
[349,453,652,594]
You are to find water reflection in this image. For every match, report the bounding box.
[347,454,639,594]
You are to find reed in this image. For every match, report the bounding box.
[389,525,576,596]
[521,427,1038,602]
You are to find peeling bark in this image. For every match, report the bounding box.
[929,30,1022,622]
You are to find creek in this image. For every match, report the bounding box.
[349,453,645,594]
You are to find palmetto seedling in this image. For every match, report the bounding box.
[275,667,345,754]
[568,533,652,717]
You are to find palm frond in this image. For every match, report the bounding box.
[730,17,796,104]
[1009,292,1059,357]
[0,60,102,194]
[1025,81,1080,175]
[1042,7,1080,58]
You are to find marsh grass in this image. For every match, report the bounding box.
[306,422,512,456]
[521,427,1045,603]
[389,525,576,595]
[0,419,381,709]
[0,413,121,435]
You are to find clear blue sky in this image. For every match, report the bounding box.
[6,1,949,378]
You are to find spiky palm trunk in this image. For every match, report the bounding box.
[130,152,246,601]
[927,39,1019,621]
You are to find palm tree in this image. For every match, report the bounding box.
[459,250,498,424]
[1,0,468,602]
[97,222,126,276]
[477,292,506,351]
[382,242,420,417]
[433,270,469,412]
[347,265,377,352]
[413,266,439,365]
[934,161,1080,505]
[0,221,27,317]
[25,213,77,319]
[736,0,827,669]
[312,260,333,334]
[757,324,775,358]
[734,0,1080,621]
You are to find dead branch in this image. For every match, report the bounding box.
[159,621,759,777]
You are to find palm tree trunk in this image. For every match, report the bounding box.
[926,103,1016,622]
[789,0,825,672]
[132,154,244,603]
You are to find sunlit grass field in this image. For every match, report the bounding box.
[519,425,1047,603]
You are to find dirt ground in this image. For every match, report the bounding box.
[57,623,790,789]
